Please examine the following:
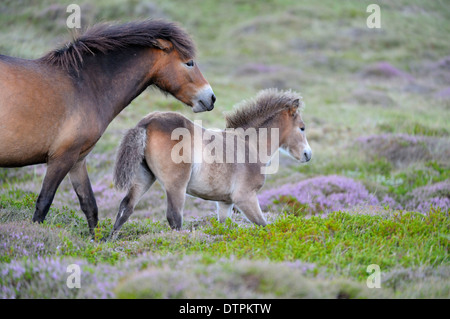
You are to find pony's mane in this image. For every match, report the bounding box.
[225,88,304,129]
[40,19,195,74]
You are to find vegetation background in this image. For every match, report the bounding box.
[0,0,449,298]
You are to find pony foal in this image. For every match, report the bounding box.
[111,89,311,238]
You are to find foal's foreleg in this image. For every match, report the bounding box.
[233,192,267,226]
[216,201,234,223]
[69,159,98,234]
[32,154,78,225]
[110,165,155,240]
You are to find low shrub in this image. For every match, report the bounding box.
[0,221,79,263]
[115,257,386,299]
[405,181,450,213]
[356,134,449,167]
[258,175,384,214]
[0,256,124,299]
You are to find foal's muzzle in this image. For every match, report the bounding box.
[302,147,312,163]
[193,85,216,112]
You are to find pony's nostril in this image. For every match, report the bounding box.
[304,151,311,161]
[211,94,216,104]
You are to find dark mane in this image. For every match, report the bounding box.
[225,88,304,129]
[40,19,196,74]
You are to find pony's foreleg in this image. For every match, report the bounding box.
[216,201,234,223]
[69,159,98,234]
[32,154,78,225]
[233,192,267,226]
[110,165,155,240]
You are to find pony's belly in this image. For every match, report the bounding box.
[0,151,46,167]
[0,132,48,167]
[186,186,232,202]
[186,163,232,202]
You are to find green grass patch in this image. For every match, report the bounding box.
[181,209,449,280]
[1,192,448,296]
[386,161,450,198]
[377,121,449,137]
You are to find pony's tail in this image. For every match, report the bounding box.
[114,126,147,191]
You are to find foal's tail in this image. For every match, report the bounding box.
[114,126,147,191]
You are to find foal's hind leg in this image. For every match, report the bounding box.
[110,164,155,240]
[165,185,187,230]
[69,159,98,234]
[233,192,267,226]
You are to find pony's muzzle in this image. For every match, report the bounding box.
[193,86,215,112]
[302,147,312,162]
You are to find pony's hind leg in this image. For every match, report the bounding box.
[233,192,267,226]
[165,186,187,230]
[110,164,155,240]
[69,159,98,234]
[216,201,234,223]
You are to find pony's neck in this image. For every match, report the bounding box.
[77,47,155,127]
[243,122,282,167]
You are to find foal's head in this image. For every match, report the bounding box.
[151,38,216,112]
[278,97,312,163]
[225,89,312,163]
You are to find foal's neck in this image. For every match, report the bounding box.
[244,122,282,167]
[77,48,155,127]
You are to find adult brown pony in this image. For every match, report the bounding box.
[0,19,215,234]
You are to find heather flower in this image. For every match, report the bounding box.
[356,134,449,167]
[380,195,401,210]
[0,222,66,260]
[0,256,125,299]
[405,181,450,213]
[359,61,414,81]
[258,175,380,214]
[356,133,421,145]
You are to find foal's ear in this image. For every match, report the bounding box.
[288,99,300,116]
[154,39,174,52]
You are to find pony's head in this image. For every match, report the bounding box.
[278,97,312,163]
[150,37,215,112]
[225,88,312,163]
[41,20,216,113]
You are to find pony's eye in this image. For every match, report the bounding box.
[185,60,194,67]
[300,127,305,132]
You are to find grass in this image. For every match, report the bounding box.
[1,0,450,298]
[1,197,448,298]
[197,210,448,278]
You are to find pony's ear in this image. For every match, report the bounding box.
[154,39,173,52]
[288,99,300,116]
